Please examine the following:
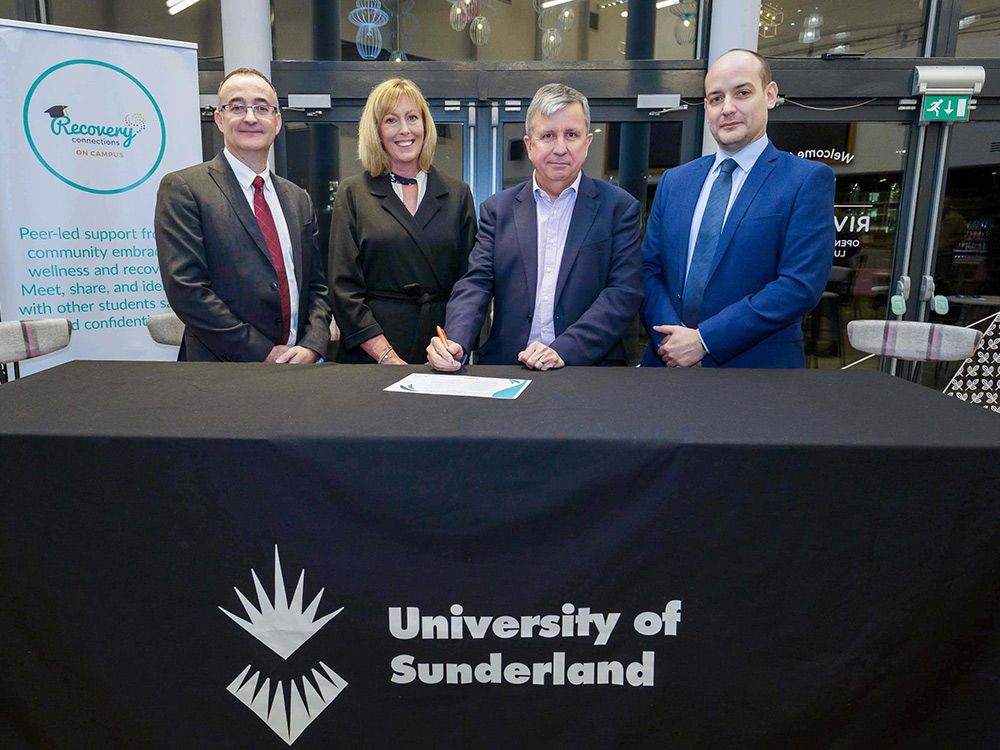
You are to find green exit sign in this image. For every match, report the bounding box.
[921,94,971,122]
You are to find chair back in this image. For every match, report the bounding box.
[847,320,983,362]
[0,318,72,363]
[146,312,184,347]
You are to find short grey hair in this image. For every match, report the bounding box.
[525,83,590,137]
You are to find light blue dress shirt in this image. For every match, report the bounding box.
[683,135,770,353]
[685,134,771,275]
[528,171,581,346]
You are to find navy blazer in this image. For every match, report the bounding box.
[640,141,835,368]
[445,174,642,366]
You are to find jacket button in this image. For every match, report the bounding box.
[270,281,279,290]
[274,318,283,326]
[676,293,681,300]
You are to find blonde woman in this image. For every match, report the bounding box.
[328,78,477,364]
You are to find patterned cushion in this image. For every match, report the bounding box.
[943,313,1000,413]
[847,320,982,362]
[0,319,72,364]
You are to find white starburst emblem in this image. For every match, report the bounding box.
[220,546,343,659]
[226,662,347,745]
[220,546,348,745]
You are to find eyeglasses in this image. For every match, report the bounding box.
[219,102,279,118]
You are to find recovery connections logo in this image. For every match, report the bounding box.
[23,59,165,194]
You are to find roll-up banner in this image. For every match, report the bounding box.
[0,19,200,375]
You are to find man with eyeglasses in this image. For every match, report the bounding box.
[155,67,330,363]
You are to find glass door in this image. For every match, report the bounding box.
[768,120,912,371]
[920,119,1000,391]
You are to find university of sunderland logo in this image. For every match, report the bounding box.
[220,547,347,745]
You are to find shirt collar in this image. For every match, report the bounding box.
[223,147,272,192]
[532,170,582,203]
[713,134,770,175]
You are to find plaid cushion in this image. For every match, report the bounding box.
[0,319,72,363]
[847,320,982,362]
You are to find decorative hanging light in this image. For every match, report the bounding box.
[449,2,470,31]
[670,0,698,46]
[798,27,820,44]
[348,0,390,60]
[469,15,491,46]
[556,6,575,32]
[804,12,823,29]
[355,24,383,60]
[458,0,478,19]
[386,0,415,61]
[758,2,783,39]
[541,27,563,59]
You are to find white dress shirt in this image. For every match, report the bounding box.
[223,148,300,347]
[389,170,428,213]
[528,171,582,347]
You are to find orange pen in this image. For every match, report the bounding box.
[435,325,448,348]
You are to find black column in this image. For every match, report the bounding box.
[311,0,341,273]
[313,0,342,61]
[619,0,656,207]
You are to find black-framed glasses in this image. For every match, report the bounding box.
[219,102,279,118]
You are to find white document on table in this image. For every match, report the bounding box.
[385,374,531,400]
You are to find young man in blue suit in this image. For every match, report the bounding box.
[641,49,835,368]
[427,84,642,371]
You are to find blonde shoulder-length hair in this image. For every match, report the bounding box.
[358,78,437,176]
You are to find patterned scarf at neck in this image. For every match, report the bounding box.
[388,172,418,186]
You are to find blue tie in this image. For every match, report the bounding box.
[682,158,737,327]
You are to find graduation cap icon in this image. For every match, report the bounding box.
[44,105,68,118]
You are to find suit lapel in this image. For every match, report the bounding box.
[554,174,599,305]
[368,172,447,290]
[271,177,304,288]
[207,153,272,265]
[413,167,446,230]
[675,156,714,294]
[707,143,779,280]
[513,181,539,308]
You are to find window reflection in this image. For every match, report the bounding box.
[923,121,1000,390]
[758,1,924,58]
[957,0,1000,56]
[273,0,697,62]
[47,0,223,58]
[771,122,909,370]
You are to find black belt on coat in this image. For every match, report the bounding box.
[367,284,449,357]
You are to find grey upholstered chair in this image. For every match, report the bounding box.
[0,318,72,383]
[847,320,983,362]
[145,311,184,347]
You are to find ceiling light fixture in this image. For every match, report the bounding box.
[166,0,202,15]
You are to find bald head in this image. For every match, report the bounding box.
[709,49,773,91]
[703,49,779,154]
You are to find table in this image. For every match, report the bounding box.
[1,362,998,749]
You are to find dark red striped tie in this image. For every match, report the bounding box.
[252,175,291,342]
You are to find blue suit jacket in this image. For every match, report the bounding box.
[445,174,642,366]
[640,142,835,368]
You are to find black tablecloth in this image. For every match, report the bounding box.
[1,362,998,749]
